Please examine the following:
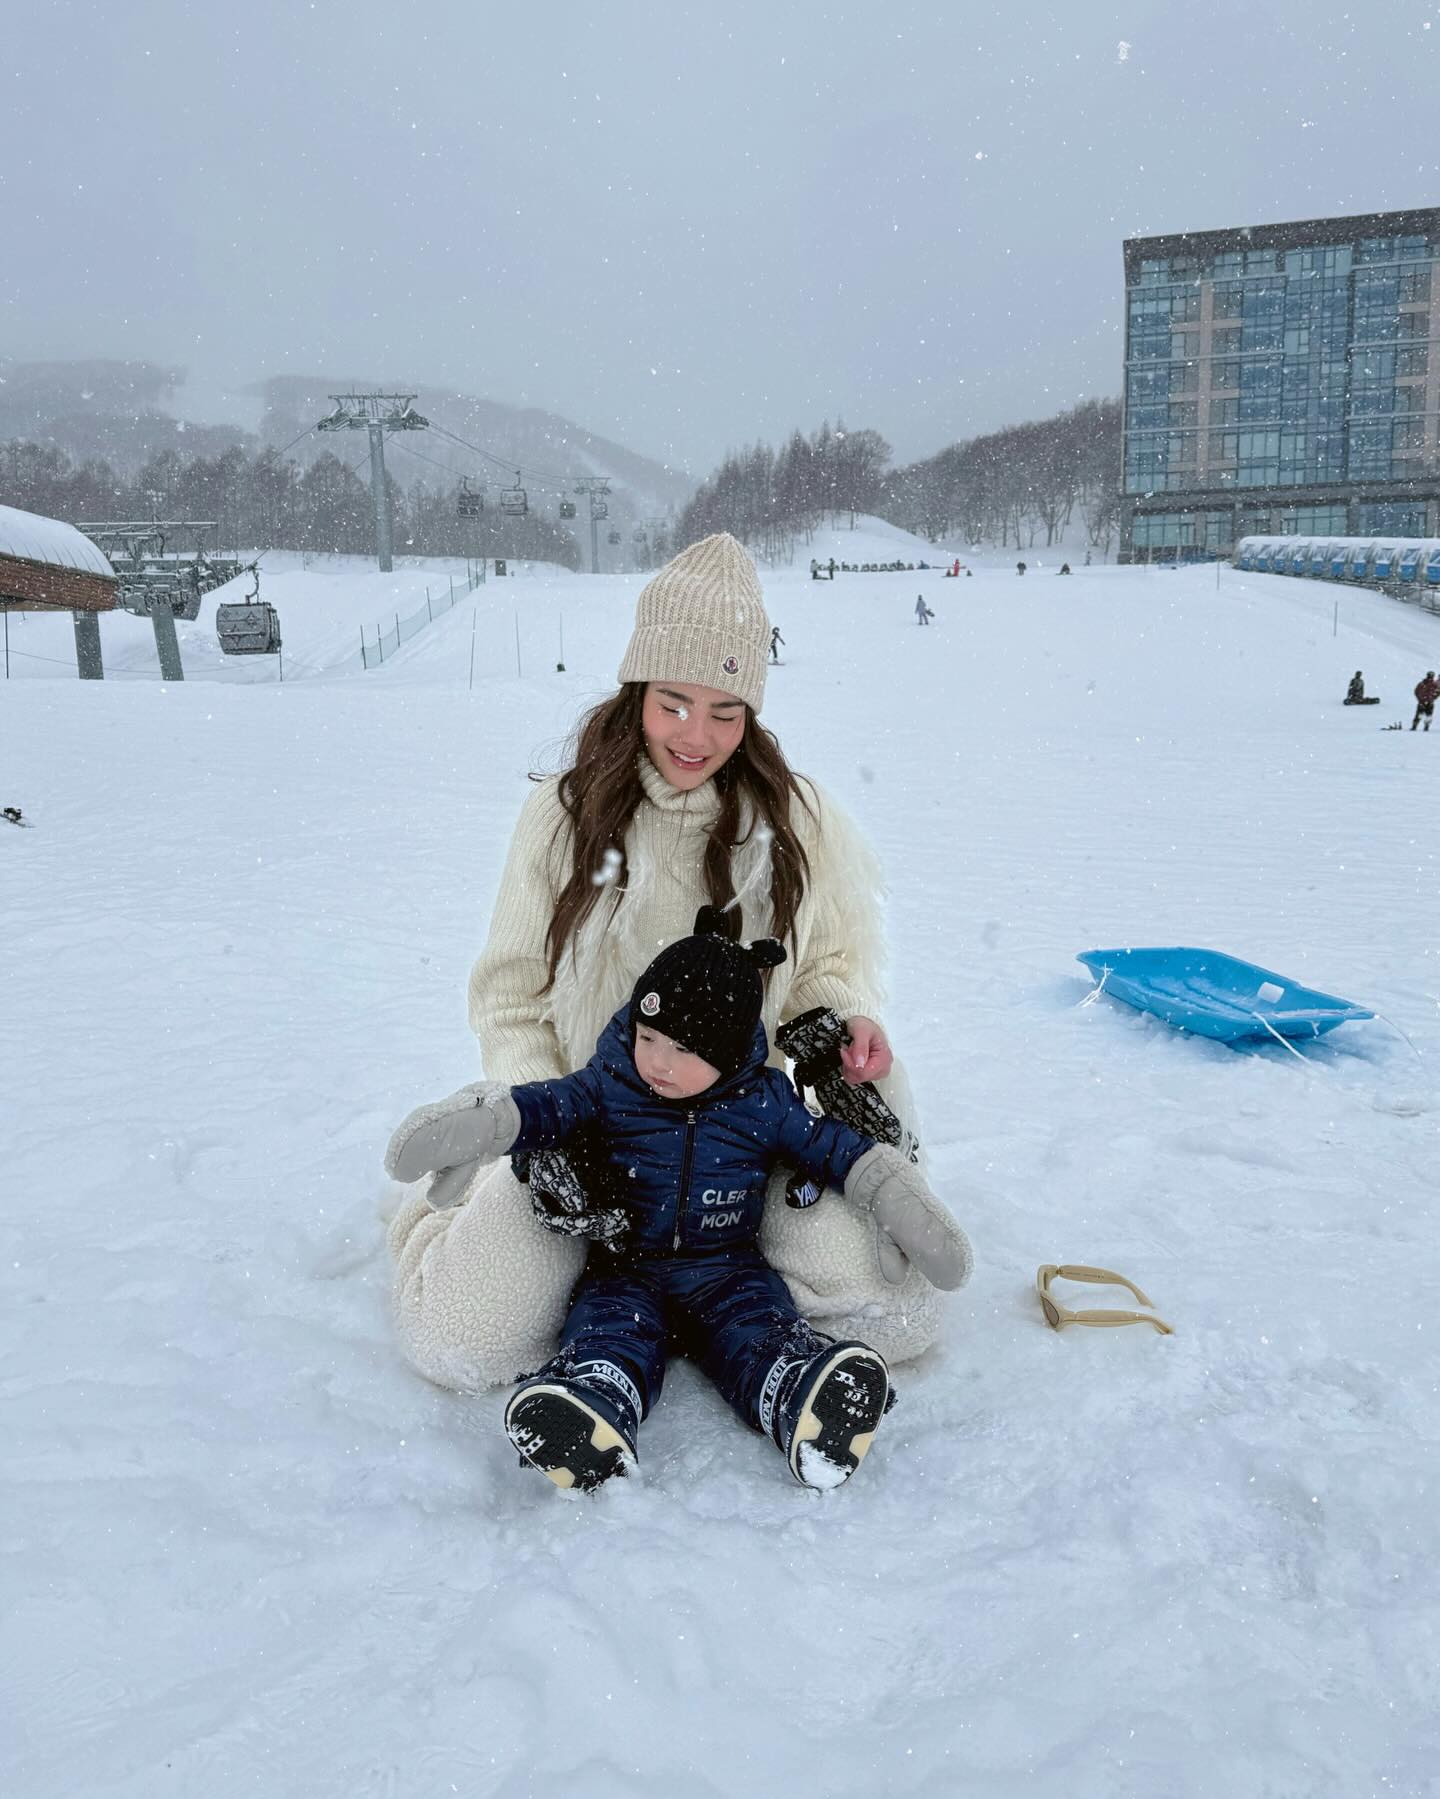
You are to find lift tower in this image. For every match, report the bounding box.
[315,394,430,572]
[571,478,612,575]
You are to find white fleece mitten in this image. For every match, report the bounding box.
[844,1144,974,1291]
[384,1082,522,1191]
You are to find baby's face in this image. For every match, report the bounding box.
[634,1026,720,1099]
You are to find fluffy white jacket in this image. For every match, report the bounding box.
[387,754,951,1391]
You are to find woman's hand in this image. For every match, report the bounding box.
[840,1015,893,1084]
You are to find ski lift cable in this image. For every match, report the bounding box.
[398,426,555,497]
[384,435,482,483]
[429,423,571,484]
[427,422,598,493]
[273,422,321,458]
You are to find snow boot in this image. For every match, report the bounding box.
[504,1359,640,1493]
[770,1342,891,1490]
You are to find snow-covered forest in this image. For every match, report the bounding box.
[2,388,1123,573]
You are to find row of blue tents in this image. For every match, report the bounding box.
[1235,535,1440,586]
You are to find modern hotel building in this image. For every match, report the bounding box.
[1120,207,1440,560]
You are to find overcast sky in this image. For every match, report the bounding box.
[4,0,1439,474]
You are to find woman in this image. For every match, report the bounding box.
[388,532,965,1392]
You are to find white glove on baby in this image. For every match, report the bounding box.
[844,1144,974,1290]
[384,1081,523,1209]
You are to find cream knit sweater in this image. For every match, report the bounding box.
[387,754,950,1391]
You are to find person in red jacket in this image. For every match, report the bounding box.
[1412,671,1439,731]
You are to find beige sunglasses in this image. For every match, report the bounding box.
[1036,1264,1174,1335]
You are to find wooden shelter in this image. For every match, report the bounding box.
[0,502,118,677]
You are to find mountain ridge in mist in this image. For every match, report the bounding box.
[0,360,693,528]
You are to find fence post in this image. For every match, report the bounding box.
[426,586,432,621]
[468,607,477,692]
[360,626,366,670]
[377,623,384,665]
[514,612,522,678]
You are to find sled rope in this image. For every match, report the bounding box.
[1078,966,1110,1008]
[1370,1010,1423,1064]
[1250,1012,1312,1062]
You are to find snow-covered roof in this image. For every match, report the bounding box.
[0,502,114,577]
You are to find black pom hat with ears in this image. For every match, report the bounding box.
[628,905,787,1077]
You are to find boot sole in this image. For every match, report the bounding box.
[504,1386,634,1492]
[787,1348,890,1489]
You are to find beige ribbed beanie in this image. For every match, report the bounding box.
[617,532,771,712]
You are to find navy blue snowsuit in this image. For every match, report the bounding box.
[508,1008,875,1436]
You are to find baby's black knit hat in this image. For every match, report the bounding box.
[629,906,787,1076]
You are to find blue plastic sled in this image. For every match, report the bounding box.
[1076,947,1373,1045]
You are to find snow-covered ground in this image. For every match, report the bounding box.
[4,526,1439,1797]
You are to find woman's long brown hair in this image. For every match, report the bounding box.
[539,683,814,991]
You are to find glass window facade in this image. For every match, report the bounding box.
[1355,501,1427,534]
[1129,509,1232,551]
[1278,504,1348,534]
[1124,216,1439,519]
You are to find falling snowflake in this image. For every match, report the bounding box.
[591,847,623,887]
[1117,40,1131,61]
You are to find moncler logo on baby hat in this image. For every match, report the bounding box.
[640,991,661,1016]
[721,654,740,675]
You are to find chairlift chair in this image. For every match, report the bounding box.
[559,500,577,519]
[500,472,529,517]
[456,477,485,519]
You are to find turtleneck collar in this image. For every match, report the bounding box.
[637,748,722,824]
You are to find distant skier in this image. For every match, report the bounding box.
[1016,561,1027,576]
[810,558,821,580]
[915,595,934,626]
[1412,670,1439,731]
[769,625,785,664]
[1344,671,1379,706]
[827,558,837,579]
[1058,563,1071,575]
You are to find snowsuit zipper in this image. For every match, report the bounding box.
[672,1111,697,1250]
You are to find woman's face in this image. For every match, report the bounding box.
[641,681,747,790]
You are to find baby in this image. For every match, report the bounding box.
[386,907,970,1493]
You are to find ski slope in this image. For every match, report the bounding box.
[4,531,1438,1798]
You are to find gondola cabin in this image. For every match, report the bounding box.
[216,601,282,655]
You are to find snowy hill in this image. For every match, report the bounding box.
[750,511,1096,572]
[4,555,1439,1796]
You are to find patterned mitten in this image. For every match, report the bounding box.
[513,1128,630,1252]
[775,1007,920,1209]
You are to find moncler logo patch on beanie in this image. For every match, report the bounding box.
[628,905,787,1077]
[617,533,771,714]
